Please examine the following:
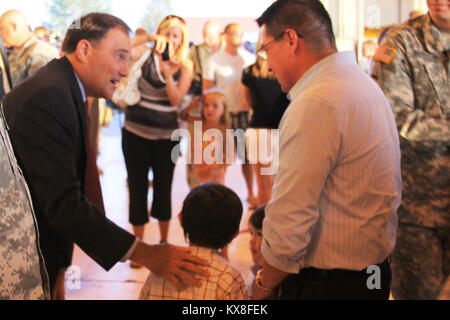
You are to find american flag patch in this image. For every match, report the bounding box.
[373,45,397,64]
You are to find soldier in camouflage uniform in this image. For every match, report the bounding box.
[0,10,58,87]
[371,1,449,300]
[0,105,50,299]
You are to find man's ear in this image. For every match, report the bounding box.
[74,39,91,63]
[6,21,16,33]
[285,28,301,52]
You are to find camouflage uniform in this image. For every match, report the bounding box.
[0,104,50,300]
[8,36,58,87]
[371,14,449,299]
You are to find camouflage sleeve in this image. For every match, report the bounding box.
[371,31,414,130]
[27,50,58,79]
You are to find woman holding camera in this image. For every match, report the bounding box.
[122,16,192,265]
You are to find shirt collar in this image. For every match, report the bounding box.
[287,51,357,101]
[73,70,87,103]
[189,245,223,259]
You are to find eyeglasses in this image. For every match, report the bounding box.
[256,30,303,60]
[163,15,186,25]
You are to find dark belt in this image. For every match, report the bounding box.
[300,256,391,278]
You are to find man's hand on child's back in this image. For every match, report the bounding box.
[130,241,210,290]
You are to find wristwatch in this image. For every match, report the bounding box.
[255,270,277,293]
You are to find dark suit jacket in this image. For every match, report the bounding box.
[2,57,135,287]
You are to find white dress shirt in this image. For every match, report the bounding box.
[262,51,401,274]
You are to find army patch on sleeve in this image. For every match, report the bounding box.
[372,45,397,64]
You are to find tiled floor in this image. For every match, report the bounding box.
[65,113,449,300]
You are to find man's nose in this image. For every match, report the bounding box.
[120,63,129,78]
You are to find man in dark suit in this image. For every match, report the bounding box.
[2,13,208,299]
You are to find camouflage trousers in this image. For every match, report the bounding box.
[391,222,450,299]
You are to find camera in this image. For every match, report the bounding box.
[162,43,170,61]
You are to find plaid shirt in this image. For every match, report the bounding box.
[139,245,247,300]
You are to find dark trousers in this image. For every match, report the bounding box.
[122,128,178,225]
[280,258,392,300]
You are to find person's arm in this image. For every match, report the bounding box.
[132,33,167,54]
[179,96,202,122]
[132,34,149,48]
[250,97,341,299]
[241,83,252,111]
[371,30,413,129]
[251,260,288,300]
[162,61,193,107]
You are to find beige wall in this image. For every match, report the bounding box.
[317,0,427,57]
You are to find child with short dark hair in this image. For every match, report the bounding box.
[139,182,247,300]
[245,205,265,296]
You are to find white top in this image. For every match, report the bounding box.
[203,48,255,113]
[262,51,401,274]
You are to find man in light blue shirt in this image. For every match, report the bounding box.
[251,0,401,300]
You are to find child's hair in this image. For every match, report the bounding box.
[181,182,243,250]
[201,88,227,125]
[249,205,266,230]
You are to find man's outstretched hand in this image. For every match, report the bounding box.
[130,241,210,289]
